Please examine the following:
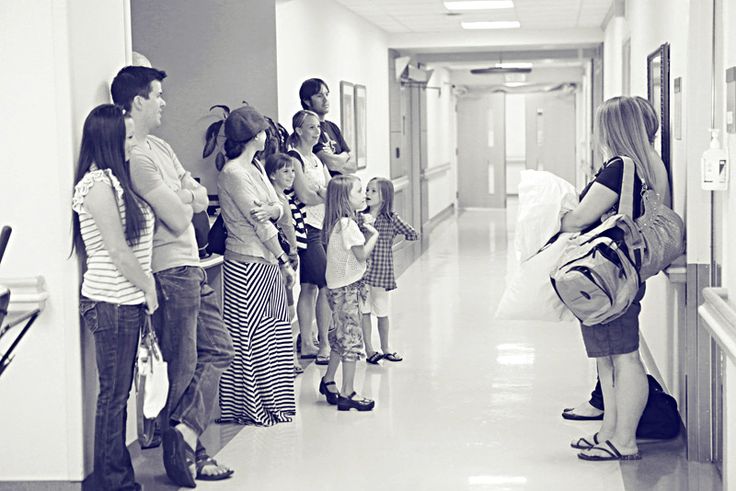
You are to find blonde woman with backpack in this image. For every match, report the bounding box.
[559,96,670,462]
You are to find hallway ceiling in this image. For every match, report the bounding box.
[334,0,613,33]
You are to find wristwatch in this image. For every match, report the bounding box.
[277,253,289,267]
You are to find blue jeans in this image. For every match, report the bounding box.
[80,298,145,491]
[153,266,234,435]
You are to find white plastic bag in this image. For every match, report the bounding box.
[495,233,576,322]
[515,170,578,262]
[136,318,169,419]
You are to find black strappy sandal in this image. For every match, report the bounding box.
[337,392,375,412]
[319,377,340,405]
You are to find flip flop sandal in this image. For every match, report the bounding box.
[196,456,234,481]
[570,432,599,449]
[382,352,403,362]
[562,407,604,421]
[315,354,330,365]
[162,428,196,488]
[366,352,383,365]
[577,440,641,461]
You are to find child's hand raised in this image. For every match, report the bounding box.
[361,213,375,226]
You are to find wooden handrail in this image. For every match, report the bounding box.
[698,287,736,363]
[420,162,452,181]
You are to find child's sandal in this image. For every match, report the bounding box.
[382,352,403,362]
[366,352,383,365]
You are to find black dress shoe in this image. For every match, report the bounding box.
[319,378,340,405]
[337,392,375,412]
[562,407,604,421]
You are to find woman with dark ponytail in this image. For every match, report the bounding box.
[72,103,156,491]
[216,105,297,426]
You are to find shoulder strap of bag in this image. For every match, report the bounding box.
[616,156,645,269]
[617,156,636,218]
[287,149,305,170]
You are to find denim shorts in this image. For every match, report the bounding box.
[298,225,327,288]
[580,284,646,358]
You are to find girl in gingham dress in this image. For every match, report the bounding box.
[361,177,419,364]
[320,175,379,411]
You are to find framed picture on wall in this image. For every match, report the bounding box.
[354,84,367,169]
[340,81,356,159]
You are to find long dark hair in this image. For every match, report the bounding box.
[73,104,146,252]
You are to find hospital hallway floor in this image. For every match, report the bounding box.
[132,208,722,491]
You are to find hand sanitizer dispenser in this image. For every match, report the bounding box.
[701,129,729,190]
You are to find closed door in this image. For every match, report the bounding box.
[457,93,506,208]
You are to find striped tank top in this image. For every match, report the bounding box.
[285,190,307,250]
[72,168,154,305]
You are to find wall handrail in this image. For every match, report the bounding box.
[393,175,410,192]
[420,162,452,181]
[698,287,736,364]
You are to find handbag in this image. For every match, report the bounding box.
[615,156,685,281]
[206,213,227,255]
[192,211,211,259]
[136,317,169,419]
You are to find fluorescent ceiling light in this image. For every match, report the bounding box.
[462,20,520,29]
[497,62,532,69]
[444,1,514,10]
[504,82,527,87]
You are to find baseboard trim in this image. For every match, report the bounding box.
[0,482,82,490]
[423,203,455,235]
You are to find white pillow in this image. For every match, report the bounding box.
[495,233,576,322]
[515,170,578,262]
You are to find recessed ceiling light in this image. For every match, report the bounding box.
[445,1,514,10]
[461,20,520,29]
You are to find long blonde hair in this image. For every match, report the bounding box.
[322,175,360,246]
[594,96,667,197]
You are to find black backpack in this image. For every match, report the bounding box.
[636,375,681,440]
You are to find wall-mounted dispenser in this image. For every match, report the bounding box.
[701,129,728,190]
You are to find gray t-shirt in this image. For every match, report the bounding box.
[130,135,199,273]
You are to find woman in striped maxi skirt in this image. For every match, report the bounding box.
[220,261,294,425]
[216,106,297,426]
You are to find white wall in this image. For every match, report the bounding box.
[131,0,279,194]
[603,16,629,100]
[275,0,390,183]
[425,68,458,218]
[0,0,129,481]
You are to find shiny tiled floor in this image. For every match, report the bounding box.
[133,208,721,491]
